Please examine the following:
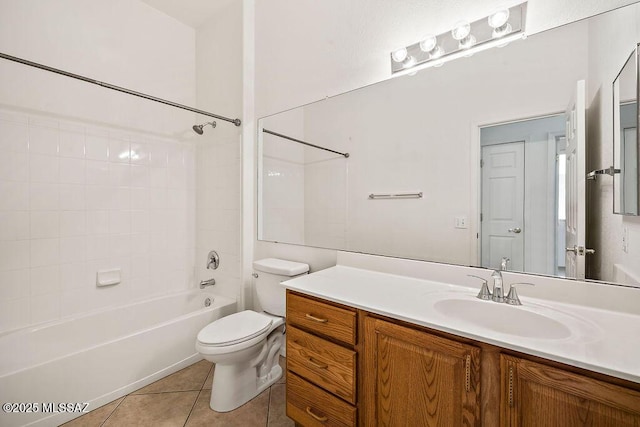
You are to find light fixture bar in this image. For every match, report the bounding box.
[390,2,527,74]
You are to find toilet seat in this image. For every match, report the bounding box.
[197,310,277,347]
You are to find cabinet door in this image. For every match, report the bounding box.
[501,355,640,427]
[362,317,481,426]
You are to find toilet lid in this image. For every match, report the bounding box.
[197,310,273,347]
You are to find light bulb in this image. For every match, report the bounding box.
[419,35,437,53]
[429,45,444,59]
[391,47,408,63]
[401,55,416,69]
[451,21,471,40]
[492,23,512,38]
[488,9,510,29]
[459,34,476,49]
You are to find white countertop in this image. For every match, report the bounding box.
[282,264,640,384]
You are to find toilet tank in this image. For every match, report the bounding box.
[253,258,309,316]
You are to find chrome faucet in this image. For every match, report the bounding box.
[200,250,219,289]
[469,275,492,300]
[490,269,504,303]
[199,277,216,289]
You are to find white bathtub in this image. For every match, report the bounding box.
[0,290,236,427]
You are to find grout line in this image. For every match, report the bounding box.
[266,386,272,427]
[98,396,126,427]
[183,389,203,427]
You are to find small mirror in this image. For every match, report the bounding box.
[613,46,639,216]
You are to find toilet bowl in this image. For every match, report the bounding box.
[196,258,309,412]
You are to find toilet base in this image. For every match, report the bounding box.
[208,330,283,412]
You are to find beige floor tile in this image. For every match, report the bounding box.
[268,383,293,427]
[202,364,214,390]
[103,391,198,427]
[61,397,124,427]
[133,360,213,394]
[185,389,270,427]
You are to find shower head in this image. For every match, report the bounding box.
[192,121,217,135]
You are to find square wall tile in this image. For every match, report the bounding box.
[0,181,29,211]
[59,157,85,184]
[59,262,87,292]
[0,269,29,300]
[0,151,28,182]
[86,186,112,211]
[0,297,29,332]
[131,188,150,211]
[109,211,131,235]
[30,238,60,267]
[150,167,167,188]
[60,237,87,264]
[30,211,60,239]
[86,211,109,235]
[130,141,149,164]
[86,236,110,260]
[30,153,59,182]
[110,163,131,187]
[149,142,168,167]
[30,265,60,295]
[59,130,85,158]
[59,185,85,210]
[86,160,110,186]
[60,211,86,237]
[0,119,28,152]
[29,183,59,211]
[85,133,109,161]
[30,293,60,324]
[109,138,130,163]
[29,125,59,155]
[0,240,29,271]
[131,165,150,188]
[0,211,29,240]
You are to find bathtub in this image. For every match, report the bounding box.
[0,290,236,427]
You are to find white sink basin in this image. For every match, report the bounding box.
[433,297,573,340]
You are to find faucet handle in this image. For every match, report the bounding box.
[505,283,535,305]
[468,275,492,300]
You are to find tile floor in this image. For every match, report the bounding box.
[62,357,293,427]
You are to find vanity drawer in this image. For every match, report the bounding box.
[287,326,356,404]
[287,371,356,427]
[287,291,356,345]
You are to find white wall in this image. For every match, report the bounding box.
[195,1,244,303]
[251,0,639,283]
[0,0,198,332]
[586,4,640,284]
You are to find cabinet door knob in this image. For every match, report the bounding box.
[305,406,328,422]
[305,313,328,323]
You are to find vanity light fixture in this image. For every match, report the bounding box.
[390,2,527,76]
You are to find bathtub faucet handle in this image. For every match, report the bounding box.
[206,250,220,270]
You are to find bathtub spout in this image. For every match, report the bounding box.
[199,278,216,289]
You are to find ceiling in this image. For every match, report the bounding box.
[141,0,237,28]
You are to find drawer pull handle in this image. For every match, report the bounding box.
[307,356,328,369]
[305,406,328,422]
[305,313,328,323]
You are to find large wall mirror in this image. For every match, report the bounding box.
[613,46,640,216]
[258,3,640,288]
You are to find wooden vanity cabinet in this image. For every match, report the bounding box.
[285,290,640,427]
[362,316,481,426]
[285,291,358,426]
[501,355,640,427]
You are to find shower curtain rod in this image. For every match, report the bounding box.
[262,128,349,158]
[0,52,242,127]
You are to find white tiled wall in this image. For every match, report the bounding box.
[0,108,196,333]
[195,135,241,301]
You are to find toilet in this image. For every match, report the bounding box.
[195,258,309,412]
